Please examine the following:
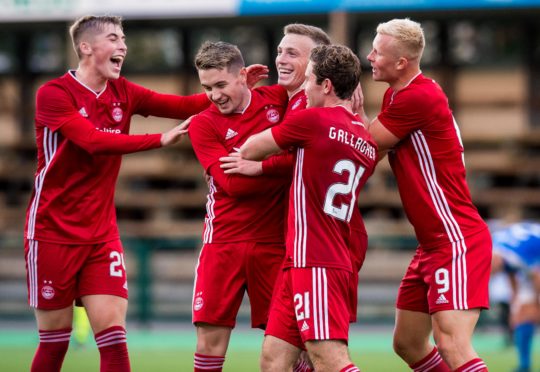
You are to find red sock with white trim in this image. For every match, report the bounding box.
[409,346,450,371]
[454,358,487,372]
[30,328,72,372]
[95,326,130,372]
[340,364,361,372]
[194,353,225,371]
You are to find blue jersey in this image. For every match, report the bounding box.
[492,222,540,273]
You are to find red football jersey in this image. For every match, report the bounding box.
[25,71,210,244]
[189,85,290,243]
[377,73,487,248]
[272,106,377,271]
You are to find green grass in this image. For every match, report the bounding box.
[0,327,536,371]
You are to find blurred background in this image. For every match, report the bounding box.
[1,0,539,370]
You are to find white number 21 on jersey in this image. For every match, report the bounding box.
[323,159,365,222]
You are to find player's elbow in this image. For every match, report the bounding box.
[241,148,266,161]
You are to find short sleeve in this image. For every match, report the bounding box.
[271,109,316,150]
[377,88,430,139]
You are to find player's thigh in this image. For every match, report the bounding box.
[394,308,432,345]
[81,294,128,333]
[78,240,128,300]
[431,309,480,343]
[193,243,247,327]
[34,306,74,330]
[25,239,89,310]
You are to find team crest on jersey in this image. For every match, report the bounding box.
[193,292,204,311]
[112,107,123,122]
[266,108,280,123]
[41,281,55,300]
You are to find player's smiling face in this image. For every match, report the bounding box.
[275,34,317,95]
[367,33,400,84]
[82,23,127,81]
[198,66,249,115]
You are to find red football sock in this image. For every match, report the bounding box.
[340,363,361,372]
[409,346,451,371]
[194,353,225,371]
[30,328,71,372]
[454,358,487,372]
[95,326,130,372]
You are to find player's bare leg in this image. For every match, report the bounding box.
[35,306,74,330]
[32,306,73,372]
[82,294,130,372]
[195,324,232,356]
[304,339,357,372]
[260,335,301,372]
[431,309,481,369]
[194,324,231,371]
[82,294,127,333]
[393,309,434,364]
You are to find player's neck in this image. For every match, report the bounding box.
[74,67,107,93]
[391,69,421,91]
[326,96,352,112]
[287,86,303,99]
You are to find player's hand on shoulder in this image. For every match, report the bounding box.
[246,64,269,89]
[220,151,263,176]
[160,117,192,146]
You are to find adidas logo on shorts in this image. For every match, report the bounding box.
[435,294,449,304]
[301,321,309,332]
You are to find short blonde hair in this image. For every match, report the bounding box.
[376,18,425,61]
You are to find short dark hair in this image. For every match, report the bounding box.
[69,15,123,59]
[194,41,245,73]
[310,45,361,100]
[284,23,331,46]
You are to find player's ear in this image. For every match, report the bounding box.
[396,56,408,71]
[79,41,92,57]
[239,67,248,83]
[323,78,332,95]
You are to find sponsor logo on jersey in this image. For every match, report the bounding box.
[98,127,121,134]
[41,281,55,300]
[291,98,303,110]
[225,128,238,140]
[435,294,449,305]
[300,321,309,332]
[266,108,280,123]
[112,107,123,122]
[79,107,89,117]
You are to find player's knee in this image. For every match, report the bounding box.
[392,332,418,358]
[260,349,290,372]
[434,334,461,360]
